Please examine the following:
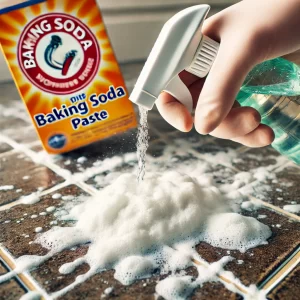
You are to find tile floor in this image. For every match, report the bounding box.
[0,63,299,299]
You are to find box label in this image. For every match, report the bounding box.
[0,0,137,154]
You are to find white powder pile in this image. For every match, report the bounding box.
[201,213,270,253]
[0,170,272,299]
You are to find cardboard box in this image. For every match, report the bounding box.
[0,0,137,154]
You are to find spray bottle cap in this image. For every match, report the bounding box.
[129,5,219,111]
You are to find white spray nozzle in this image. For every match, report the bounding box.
[129,4,219,111]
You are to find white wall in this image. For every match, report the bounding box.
[0,0,237,81]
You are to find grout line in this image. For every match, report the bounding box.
[152,122,300,223]
[26,140,42,148]
[76,181,99,196]
[0,133,74,180]
[0,247,50,300]
[0,148,18,159]
[0,181,70,211]
[262,248,300,293]
[0,257,28,293]
[248,195,300,222]
[192,258,248,296]
[187,147,240,173]
[0,115,298,298]
[21,271,52,300]
[0,133,133,189]
[155,129,241,173]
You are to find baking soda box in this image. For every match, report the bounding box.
[0,0,137,154]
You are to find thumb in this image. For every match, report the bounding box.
[194,40,256,134]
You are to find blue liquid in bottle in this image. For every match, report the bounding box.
[237,58,300,164]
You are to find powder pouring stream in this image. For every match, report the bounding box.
[136,106,149,182]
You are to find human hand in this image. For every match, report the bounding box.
[156,0,300,147]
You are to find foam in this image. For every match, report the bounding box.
[241,200,262,211]
[201,213,271,253]
[0,185,14,191]
[46,206,56,213]
[0,169,272,298]
[104,287,114,295]
[156,256,233,300]
[52,193,62,199]
[283,204,300,213]
[77,157,87,164]
[114,256,155,285]
[156,276,196,300]
[19,291,41,300]
[21,192,41,205]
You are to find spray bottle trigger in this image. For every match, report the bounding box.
[163,75,193,113]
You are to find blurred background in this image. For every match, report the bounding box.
[0,0,238,82]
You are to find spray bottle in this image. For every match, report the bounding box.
[129,5,300,164]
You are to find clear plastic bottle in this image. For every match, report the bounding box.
[236,58,300,164]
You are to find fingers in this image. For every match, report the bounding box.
[156,70,201,132]
[156,92,193,132]
[179,70,199,86]
[194,40,255,135]
[210,107,261,139]
[231,124,275,147]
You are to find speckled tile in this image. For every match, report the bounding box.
[2,126,39,144]
[0,178,167,299]
[177,266,242,300]
[30,246,161,300]
[192,137,241,158]
[167,129,215,150]
[30,253,241,300]
[147,140,167,158]
[147,108,178,134]
[0,153,64,206]
[86,163,135,189]
[191,282,242,300]
[196,208,300,287]
[51,130,137,174]
[256,165,300,215]
[0,97,32,127]
[268,264,300,300]
[0,117,29,132]
[0,185,86,257]
[0,82,19,103]
[120,62,144,93]
[0,262,26,299]
[0,142,13,154]
[30,142,44,153]
[232,146,280,172]
[1,63,300,299]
